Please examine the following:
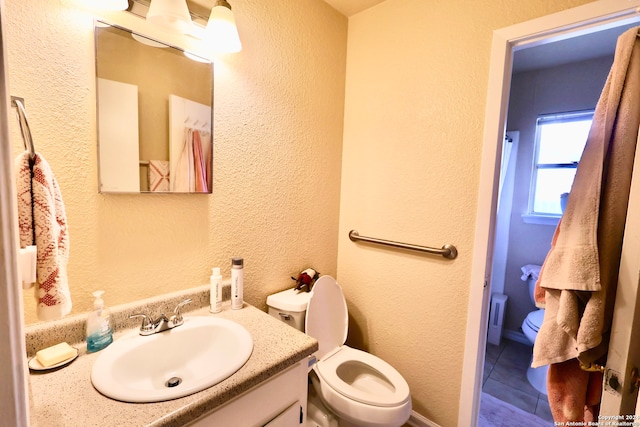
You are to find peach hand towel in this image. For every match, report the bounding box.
[192,130,208,193]
[547,359,602,423]
[199,130,212,191]
[15,152,72,321]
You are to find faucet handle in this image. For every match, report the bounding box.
[129,313,154,334]
[170,299,192,325]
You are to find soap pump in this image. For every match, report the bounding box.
[86,290,113,352]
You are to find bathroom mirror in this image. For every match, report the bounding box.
[95,22,213,193]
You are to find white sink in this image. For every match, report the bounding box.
[91,316,253,402]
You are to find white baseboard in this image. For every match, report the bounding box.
[407,410,441,427]
[502,329,532,346]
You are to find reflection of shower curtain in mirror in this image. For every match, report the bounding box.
[173,128,211,192]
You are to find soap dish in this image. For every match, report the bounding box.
[28,347,79,371]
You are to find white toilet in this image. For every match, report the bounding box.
[520,265,547,395]
[267,275,412,427]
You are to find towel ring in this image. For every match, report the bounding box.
[11,97,35,162]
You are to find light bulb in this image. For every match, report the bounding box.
[206,1,242,53]
[146,0,193,34]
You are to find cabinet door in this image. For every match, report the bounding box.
[263,402,300,427]
[185,360,307,427]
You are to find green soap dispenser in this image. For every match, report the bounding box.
[86,290,113,352]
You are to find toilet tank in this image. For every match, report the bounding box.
[266,288,312,332]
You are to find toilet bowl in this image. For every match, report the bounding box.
[520,266,547,395]
[267,276,412,427]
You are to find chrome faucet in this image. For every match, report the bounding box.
[130,299,192,336]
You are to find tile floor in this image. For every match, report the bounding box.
[482,339,554,423]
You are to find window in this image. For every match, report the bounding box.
[528,110,593,218]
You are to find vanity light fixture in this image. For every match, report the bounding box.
[146,0,193,34]
[95,0,129,10]
[131,33,170,48]
[184,51,212,63]
[206,0,242,53]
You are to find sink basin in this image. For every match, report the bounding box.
[91,316,253,402]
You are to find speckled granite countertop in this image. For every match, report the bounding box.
[25,286,317,427]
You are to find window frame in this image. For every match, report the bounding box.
[525,109,594,223]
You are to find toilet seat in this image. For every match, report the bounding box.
[315,345,410,407]
[524,309,544,333]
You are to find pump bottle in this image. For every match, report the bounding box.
[231,258,244,310]
[86,290,113,352]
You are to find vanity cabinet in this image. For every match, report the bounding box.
[186,359,308,426]
[263,402,301,426]
[26,302,317,427]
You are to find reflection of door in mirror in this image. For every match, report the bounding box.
[98,78,140,192]
[94,22,213,193]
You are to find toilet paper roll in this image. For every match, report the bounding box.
[19,245,37,289]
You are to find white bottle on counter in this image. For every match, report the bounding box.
[210,267,222,313]
[231,258,244,310]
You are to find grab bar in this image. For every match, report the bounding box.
[348,230,458,259]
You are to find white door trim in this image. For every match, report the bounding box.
[0,3,30,425]
[598,140,640,415]
[459,1,640,425]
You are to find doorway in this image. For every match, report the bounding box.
[481,40,618,426]
[459,1,640,425]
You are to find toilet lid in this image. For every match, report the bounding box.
[305,275,348,360]
[316,346,411,407]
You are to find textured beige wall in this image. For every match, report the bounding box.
[337,0,595,425]
[7,0,346,325]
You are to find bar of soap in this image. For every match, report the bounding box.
[36,342,76,367]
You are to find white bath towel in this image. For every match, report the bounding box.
[533,26,640,369]
[15,152,72,321]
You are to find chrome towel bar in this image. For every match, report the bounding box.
[348,230,458,259]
